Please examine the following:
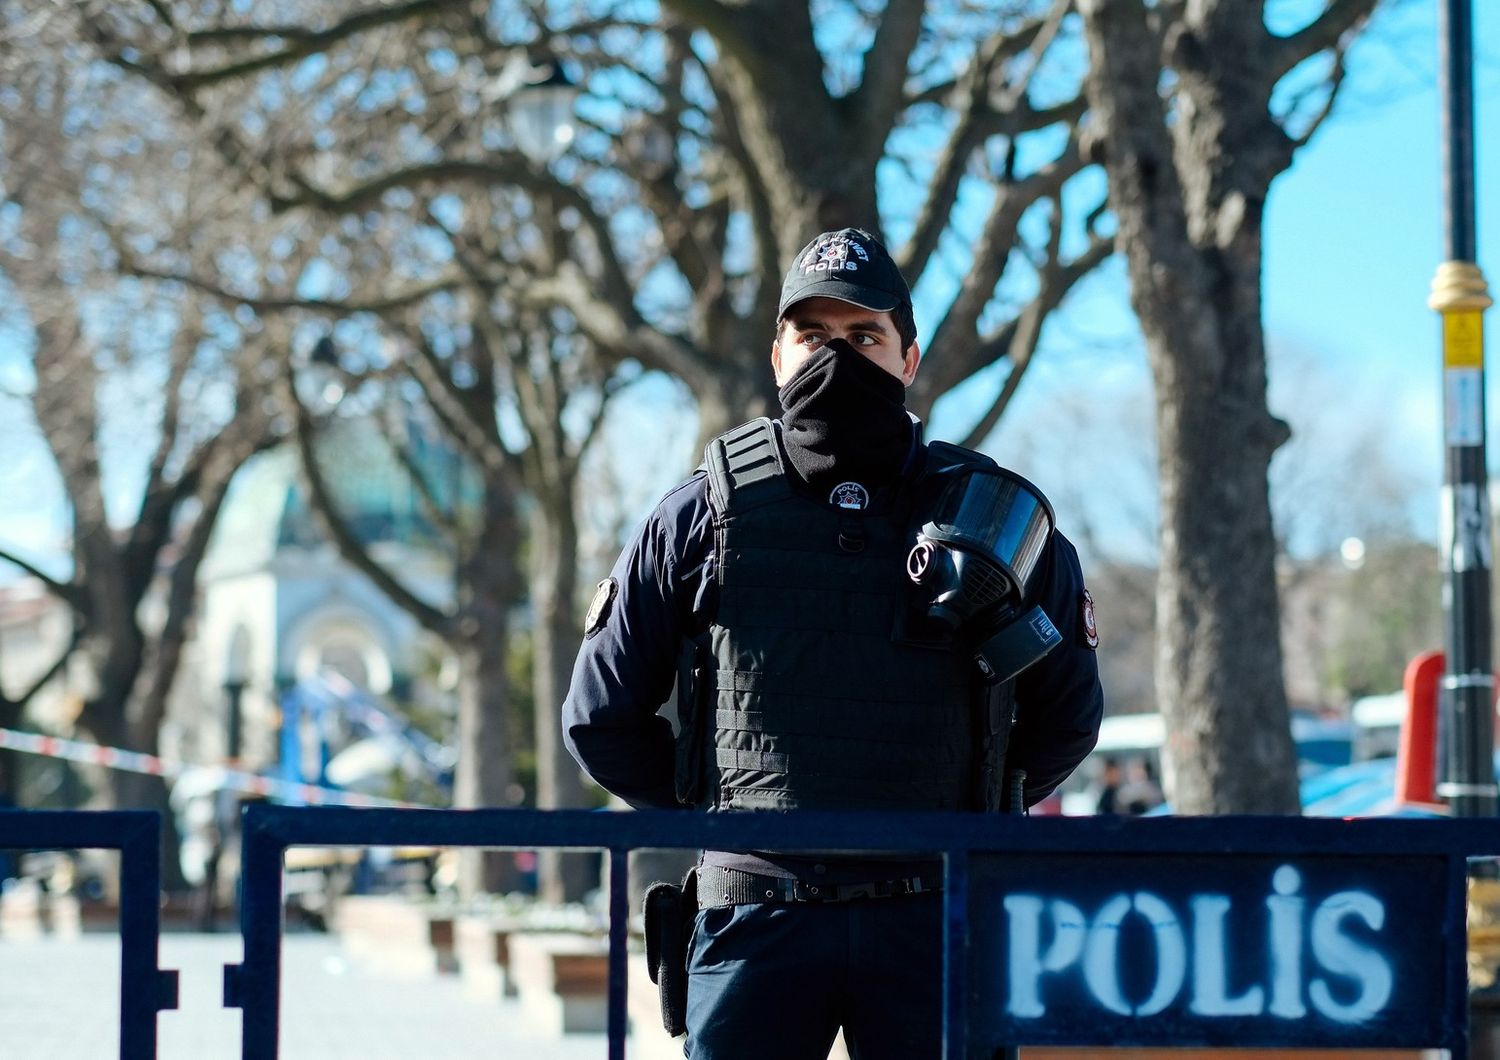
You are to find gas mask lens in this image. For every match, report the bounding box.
[906,467,1055,635]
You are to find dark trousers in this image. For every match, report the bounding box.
[684,893,943,1059]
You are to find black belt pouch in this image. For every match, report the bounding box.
[643,867,697,1036]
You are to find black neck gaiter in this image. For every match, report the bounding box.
[778,338,912,496]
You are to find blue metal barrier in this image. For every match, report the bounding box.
[0,810,179,1059]
[229,806,1497,1059]
[4,806,1494,1057]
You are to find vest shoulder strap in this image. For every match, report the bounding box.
[703,417,793,517]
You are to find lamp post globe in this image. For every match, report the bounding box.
[503,56,578,163]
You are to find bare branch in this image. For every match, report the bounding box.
[0,548,80,611]
[132,439,246,738]
[185,24,320,45]
[620,27,719,294]
[270,158,533,215]
[140,313,198,512]
[899,4,1080,283]
[127,319,210,597]
[1286,42,1349,151]
[696,57,779,328]
[898,50,999,283]
[124,257,464,316]
[658,0,757,68]
[285,368,456,638]
[386,433,463,538]
[142,0,177,30]
[0,623,84,716]
[524,265,706,384]
[573,369,629,464]
[848,0,926,156]
[164,0,472,92]
[1270,0,1378,83]
[914,137,1086,404]
[955,203,1112,450]
[398,324,511,477]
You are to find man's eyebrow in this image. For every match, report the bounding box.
[787,316,889,334]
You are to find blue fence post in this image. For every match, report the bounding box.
[607,847,629,1060]
[117,811,179,1060]
[1450,853,1476,1060]
[942,848,969,1060]
[225,802,287,1059]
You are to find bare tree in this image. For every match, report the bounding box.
[132,185,618,898]
[282,293,618,900]
[69,1,1115,900]
[0,10,282,869]
[1077,0,1378,812]
[84,0,1110,443]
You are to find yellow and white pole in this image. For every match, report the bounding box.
[1432,0,1494,819]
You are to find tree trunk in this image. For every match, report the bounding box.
[452,483,523,896]
[711,23,879,252]
[451,635,521,896]
[78,670,193,892]
[528,494,594,903]
[78,632,145,807]
[0,697,22,808]
[691,362,782,454]
[1080,0,1300,813]
[1148,280,1300,812]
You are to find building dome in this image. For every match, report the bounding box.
[203,417,460,579]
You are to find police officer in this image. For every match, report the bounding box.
[563,228,1103,1058]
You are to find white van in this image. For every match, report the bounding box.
[1057,710,1357,815]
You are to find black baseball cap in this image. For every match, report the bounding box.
[777,228,912,319]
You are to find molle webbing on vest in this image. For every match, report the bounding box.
[703,424,979,813]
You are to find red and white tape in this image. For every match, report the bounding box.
[0,726,420,809]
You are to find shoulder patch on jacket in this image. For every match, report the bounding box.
[585,578,618,638]
[1081,590,1098,650]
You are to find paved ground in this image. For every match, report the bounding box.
[0,930,613,1059]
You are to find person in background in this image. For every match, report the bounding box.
[1094,756,1123,815]
[1120,756,1163,815]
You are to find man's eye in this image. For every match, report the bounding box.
[801,333,825,346]
[854,334,878,346]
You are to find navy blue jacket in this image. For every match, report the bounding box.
[562,432,1104,812]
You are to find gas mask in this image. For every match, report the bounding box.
[899,465,1062,682]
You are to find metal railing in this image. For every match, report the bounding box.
[7,806,1500,1058]
[0,810,178,1058]
[231,807,1489,1060]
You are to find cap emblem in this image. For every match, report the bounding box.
[804,236,869,275]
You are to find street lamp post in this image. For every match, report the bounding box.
[1431,0,1495,818]
[224,680,245,761]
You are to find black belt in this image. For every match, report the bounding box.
[697,865,942,908]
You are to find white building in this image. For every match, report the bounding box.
[180,426,456,774]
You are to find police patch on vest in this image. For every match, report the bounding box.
[585,578,617,638]
[829,482,869,510]
[1081,589,1098,650]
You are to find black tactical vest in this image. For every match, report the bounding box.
[679,418,1011,813]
